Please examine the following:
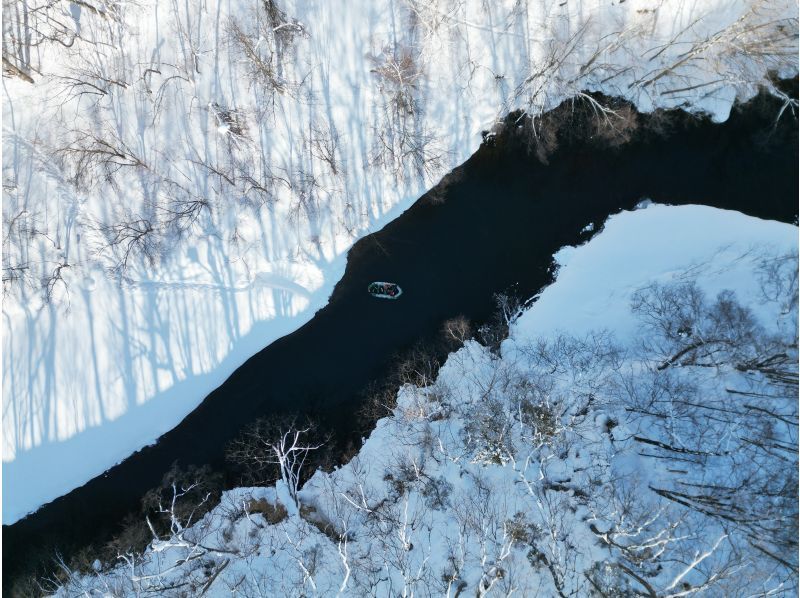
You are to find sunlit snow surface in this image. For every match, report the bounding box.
[52,204,798,596]
[512,204,797,342]
[3,0,798,521]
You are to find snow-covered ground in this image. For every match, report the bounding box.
[51,204,798,596]
[3,0,797,523]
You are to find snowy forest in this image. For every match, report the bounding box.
[2,0,799,595]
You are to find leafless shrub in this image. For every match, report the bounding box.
[287,167,323,224]
[371,120,445,182]
[2,207,35,295]
[101,513,152,564]
[590,102,639,147]
[245,498,288,525]
[515,112,561,164]
[1,202,80,303]
[757,249,798,316]
[299,503,343,541]
[421,476,453,510]
[631,281,705,352]
[51,72,110,104]
[477,292,525,352]
[141,463,223,540]
[506,512,544,548]
[191,154,285,210]
[441,315,473,349]
[49,53,130,107]
[8,572,49,598]
[513,95,641,163]
[520,331,624,385]
[309,122,343,178]
[228,18,285,95]
[57,130,147,190]
[628,3,798,95]
[642,107,684,137]
[226,416,326,506]
[209,102,248,138]
[241,172,282,207]
[427,167,464,206]
[584,560,650,597]
[631,281,790,375]
[262,0,306,62]
[227,1,304,97]
[382,454,421,498]
[96,217,161,276]
[2,0,79,80]
[394,343,442,388]
[157,181,212,236]
[357,382,399,431]
[461,394,514,465]
[516,398,558,442]
[368,41,447,182]
[357,342,448,431]
[41,261,71,304]
[2,263,31,295]
[370,44,423,117]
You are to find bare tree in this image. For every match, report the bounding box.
[440,315,473,348]
[226,417,325,507]
[615,272,799,590]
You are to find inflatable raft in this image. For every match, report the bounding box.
[368,282,402,299]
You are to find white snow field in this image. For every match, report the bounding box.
[52,204,798,596]
[3,0,798,522]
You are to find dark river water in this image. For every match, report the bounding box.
[4,83,798,591]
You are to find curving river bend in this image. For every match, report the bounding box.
[4,83,798,590]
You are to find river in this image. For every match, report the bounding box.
[4,82,797,591]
